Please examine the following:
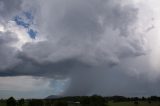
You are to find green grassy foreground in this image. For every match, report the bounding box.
[0,102,5,106]
[108,101,160,106]
[1,96,160,106]
[1,101,160,106]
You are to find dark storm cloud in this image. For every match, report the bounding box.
[63,61,160,96]
[0,0,155,96]
[0,57,90,78]
[19,0,143,65]
[0,32,20,70]
[0,0,22,19]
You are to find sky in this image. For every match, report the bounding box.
[0,0,160,99]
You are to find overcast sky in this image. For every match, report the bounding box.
[0,0,160,99]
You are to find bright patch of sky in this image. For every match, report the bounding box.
[0,76,70,99]
[13,11,37,39]
[50,79,70,95]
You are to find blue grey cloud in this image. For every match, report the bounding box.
[0,0,157,97]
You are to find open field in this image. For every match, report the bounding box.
[108,101,160,106]
[2,96,160,106]
[0,102,6,106]
[1,101,160,106]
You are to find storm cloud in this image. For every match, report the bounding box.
[0,0,160,97]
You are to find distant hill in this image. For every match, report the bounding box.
[45,95,62,99]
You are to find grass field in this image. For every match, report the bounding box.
[108,101,160,106]
[1,101,160,106]
[0,102,6,106]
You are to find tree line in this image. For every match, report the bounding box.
[1,95,160,106]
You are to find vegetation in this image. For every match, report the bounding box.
[1,95,160,106]
[6,97,16,106]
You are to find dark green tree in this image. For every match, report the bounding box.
[80,95,106,106]
[54,100,68,106]
[45,100,55,106]
[7,97,17,106]
[28,99,44,106]
[18,98,25,106]
[80,96,90,105]
[90,95,106,106]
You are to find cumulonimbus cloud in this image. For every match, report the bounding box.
[0,0,146,76]
[0,0,159,96]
